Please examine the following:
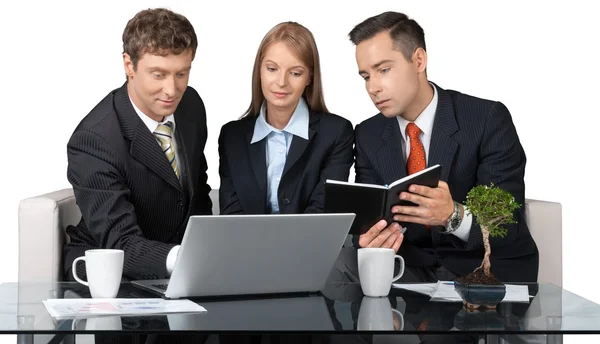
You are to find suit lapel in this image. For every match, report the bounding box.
[115,83,183,193]
[246,125,268,212]
[378,117,407,184]
[428,84,459,181]
[282,113,318,177]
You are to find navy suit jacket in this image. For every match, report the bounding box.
[354,83,539,282]
[218,111,354,214]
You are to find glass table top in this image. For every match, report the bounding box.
[1,280,599,335]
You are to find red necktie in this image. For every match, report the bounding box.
[406,123,426,174]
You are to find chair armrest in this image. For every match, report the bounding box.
[525,198,562,287]
[18,188,81,284]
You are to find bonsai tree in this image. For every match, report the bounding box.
[459,183,521,285]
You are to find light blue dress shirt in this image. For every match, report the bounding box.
[250,98,309,213]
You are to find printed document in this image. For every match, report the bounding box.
[43,298,206,319]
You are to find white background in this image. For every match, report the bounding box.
[1,1,599,343]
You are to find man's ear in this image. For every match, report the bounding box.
[123,53,135,79]
[413,48,427,74]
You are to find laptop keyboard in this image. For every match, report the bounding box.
[152,283,169,291]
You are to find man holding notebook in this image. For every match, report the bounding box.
[333,11,538,286]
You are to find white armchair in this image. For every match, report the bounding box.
[17,188,82,344]
[18,189,81,284]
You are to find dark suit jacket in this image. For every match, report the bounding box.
[218,111,354,214]
[354,83,539,282]
[63,83,212,281]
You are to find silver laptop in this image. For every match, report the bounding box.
[132,213,355,299]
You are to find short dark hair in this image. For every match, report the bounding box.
[348,11,426,61]
[122,8,198,69]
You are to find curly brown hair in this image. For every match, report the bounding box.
[122,8,198,70]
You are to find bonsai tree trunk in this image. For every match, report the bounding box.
[479,225,492,276]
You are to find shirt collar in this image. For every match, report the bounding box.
[129,96,176,133]
[396,83,438,138]
[251,97,310,144]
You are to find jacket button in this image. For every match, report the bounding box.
[178,199,184,206]
[281,198,290,205]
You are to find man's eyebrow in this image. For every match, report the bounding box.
[358,59,394,75]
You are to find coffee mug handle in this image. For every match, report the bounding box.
[391,308,404,330]
[72,257,89,286]
[392,255,405,282]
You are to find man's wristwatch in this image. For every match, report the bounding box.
[440,201,462,234]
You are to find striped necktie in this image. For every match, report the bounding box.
[153,121,180,179]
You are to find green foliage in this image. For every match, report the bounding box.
[465,183,521,238]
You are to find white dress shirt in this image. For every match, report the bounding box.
[250,98,309,213]
[129,98,181,276]
[395,84,473,241]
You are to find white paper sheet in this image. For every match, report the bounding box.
[392,283,438,296]
[43,298,206,319]
[430,281,531,303]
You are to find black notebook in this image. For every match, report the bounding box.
[324,164,441,235]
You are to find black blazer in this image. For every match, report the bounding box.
[354,83,539,282]
[63,83,212,281]
[218,111,354,214]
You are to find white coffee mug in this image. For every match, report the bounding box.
[358,296,404,331]
[358,248,405,297]
[72,249,124,298]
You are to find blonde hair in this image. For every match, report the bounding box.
[242,22,328,118]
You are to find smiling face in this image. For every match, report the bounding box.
[355,31,427,119]
[260,41,311,115]
[123,49,193,122]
